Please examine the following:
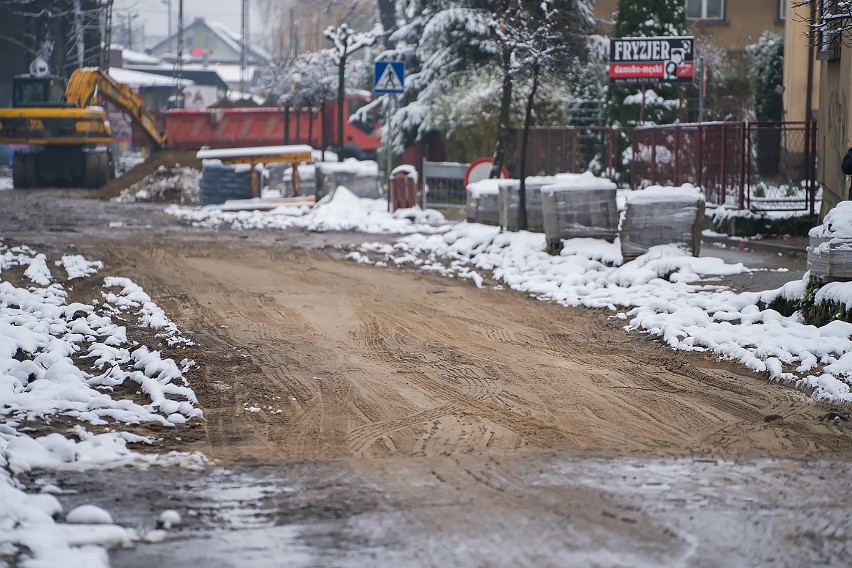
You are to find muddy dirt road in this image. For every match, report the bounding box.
[3,189,852,567]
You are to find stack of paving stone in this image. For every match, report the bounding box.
[315,161,380,201]
[541,173,619,250]
[620,185,705,260]
[466,179,501,225]
[498,177,552,232]
[265,163,287,193]
[808,201,852,281]
[199,161,253,206]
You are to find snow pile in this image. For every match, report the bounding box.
[0,240,204,565]
[167,185,449,234]
[809,200,852,242]
[0,167,12,191]
[351,221,852,402]
[114,166,200,205]
[60,255,104,280]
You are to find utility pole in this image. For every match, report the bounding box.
[240,0,248,94]
[162,0,172,38]
[125,12,138,50]
[174,0,184,107]
[99,0,113,70]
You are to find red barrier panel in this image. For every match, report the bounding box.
[389,173,418,212]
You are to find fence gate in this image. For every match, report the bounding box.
[422,161,468,209]
[631,121,818,213]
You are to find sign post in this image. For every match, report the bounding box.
[374,61,405,211]
[609,36,694,125]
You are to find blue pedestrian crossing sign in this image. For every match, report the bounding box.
[374,61,405,94]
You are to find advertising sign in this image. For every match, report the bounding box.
[609,36,694,84]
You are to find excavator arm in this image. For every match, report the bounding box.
[66,67,167,150]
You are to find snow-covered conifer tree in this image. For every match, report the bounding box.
[606,0,688,129]
[748,30,784,177]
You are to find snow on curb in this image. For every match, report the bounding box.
[0,239,205,565]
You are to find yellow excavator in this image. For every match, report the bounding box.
[0,67,166,188]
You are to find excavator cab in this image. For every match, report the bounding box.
[12,75,71,108]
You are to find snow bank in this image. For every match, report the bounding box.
[167,184,449,234]
[0,240,205,565]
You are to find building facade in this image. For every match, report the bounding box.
[782,1,819,125]
[809,4,852,216]
[595,0,785,53]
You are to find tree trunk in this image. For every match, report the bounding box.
[377,0,396,47]
[518,65,540,232]
[337,52,346,162]
[490,47,513,179]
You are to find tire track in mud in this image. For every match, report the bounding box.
[352,304,598,454]
[97,238,852,461]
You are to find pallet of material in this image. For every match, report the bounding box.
[621,185,705,260]
[808,201,852,282]
[541,173,618,249]
[466,179,501,226]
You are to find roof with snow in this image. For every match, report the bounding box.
[125,65,229,91]
[111,45,162,65]
[149,18,269,65]
[107,67,195,87]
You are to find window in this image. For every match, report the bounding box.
[779,0,787,20]
[686,0,725,20]
[14,79,66,107]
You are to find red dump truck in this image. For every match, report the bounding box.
[159,94,380,160]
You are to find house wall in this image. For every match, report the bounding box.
[689,0,783,53]
[817,48,852,216]
[594,0,783,53]
[782,1,819,123]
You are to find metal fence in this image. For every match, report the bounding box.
[510,126,625,178]
[631,121,818,212]
[422,161,468,208]
[437,122,817,213]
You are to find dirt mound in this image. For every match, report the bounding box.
[114,166,200,205]
[97,150,202,200]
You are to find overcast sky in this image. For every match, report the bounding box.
[114,0,266,47]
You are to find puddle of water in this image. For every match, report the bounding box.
[32,455,852,567]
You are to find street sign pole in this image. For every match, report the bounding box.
[697,56,706,123]
[386,99,393,211]
[374,61,405,212]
